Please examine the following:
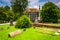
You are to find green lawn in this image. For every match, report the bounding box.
[44,23,60,26]
[0,24,60,40]
[50,23,60,26]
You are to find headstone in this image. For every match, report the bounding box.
[10,20,13,26]
[53,32,59,36]
[23,28,26,31]
[4,21,5,23]
[57,30,60,33]
[8,30,22,37]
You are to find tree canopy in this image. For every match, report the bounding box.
[0,0,28,23]
[0,6,15,23]
[11,0,28,13]
[41,2,60,23]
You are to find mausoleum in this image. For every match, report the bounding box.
[25,8,40,22]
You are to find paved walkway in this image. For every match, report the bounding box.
[0,22,16,25]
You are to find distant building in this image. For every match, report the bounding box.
[25,8,40,22]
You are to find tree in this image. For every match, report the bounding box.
[3,6,14,21]
[4,6,10,11]
[41,2,60,23]
[6,10,14,21]
[0,7,7,22]
[0,6,15,22]
[11,0,28,17]
[0,6,15,23]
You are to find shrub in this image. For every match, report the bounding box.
[15,15,32,28]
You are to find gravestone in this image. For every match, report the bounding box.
[10,20,13,26]
[4,21,5,23]
[57,30,60,33]
[8,30,22,37]
[53,32,59,36]
[23,28,26,31]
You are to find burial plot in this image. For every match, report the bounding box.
[8,30,22,37]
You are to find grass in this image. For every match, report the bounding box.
[50,23,60,26]
[44,23,60,26]
[36,27,57,35]
[0,24,60,40]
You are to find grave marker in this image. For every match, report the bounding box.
[10,20,13,26]
[8,30,22,37]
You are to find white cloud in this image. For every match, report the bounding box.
[34,6,39,8]
[28,5,38,7]
[56,2,60,5]
[29,0,38,4]
[28,0,39,8]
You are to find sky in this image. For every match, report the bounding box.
[0,0,60,9]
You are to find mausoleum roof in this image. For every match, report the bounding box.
[26,8,39,13]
